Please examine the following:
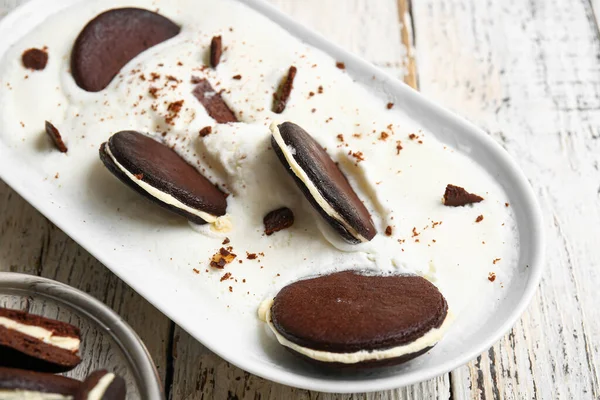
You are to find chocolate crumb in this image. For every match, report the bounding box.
[273,66,297,113]
[45,121,67,153]
[229,286,233,292]
[222,237,230,245]
[488,272,496,282]
[264,207,294,235]
[380,132,389,141]
[232,74,242,80]
[387,102,394,109]
[318,85,323,94]
[385,226,393,236]
[311,108,316,113]
[443,184,484,207]
[337,134,344,142]
[210,36,223,68]
[476,215,484,223]
[191,76,202,84]
[220,272,232,282]
[134,173,144,180]
[493,258,501,264]
[199,126,212,137]
[211,247,236,269]
[412,227,419,237]
[22,48,48,70]
[336,61,346,69]
[505,202,510,207]
[396,141,403,154]
[193,268,200,274]
[409,133,418,140]
[149,86,160,98]
[246,252,257,260]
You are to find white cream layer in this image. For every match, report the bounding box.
[0,390,71,400]
[0,317,80,352]
[260,298,452,364]
[87,373,115,400]
[270,122,368,243]
[105,142,218,223]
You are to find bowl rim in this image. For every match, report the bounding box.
[0,0,545,393]
[0,272,165,400]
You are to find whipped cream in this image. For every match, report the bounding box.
[0,317,80,352]
[259,298,453,364]
[0,0,519,324]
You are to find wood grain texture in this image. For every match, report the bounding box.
[413,0,600,398]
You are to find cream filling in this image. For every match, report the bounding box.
[0,390,72,400]
[0,317,80,352]
[259,298,453,364]
[105,143,218,223]
[87,373,115,400]
[270,123,368,243]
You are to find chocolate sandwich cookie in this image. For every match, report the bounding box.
[262,270,450,368]
[0,367,80,398]
[99,130,227,224]
[75,370,126,400]
[0,308,81,373]
[270,122,376,243]
[71,8,180,92]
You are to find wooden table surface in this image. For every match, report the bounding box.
[1,0,599,398]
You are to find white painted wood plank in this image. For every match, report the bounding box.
[269,0,410,81]
[413,0,600,398]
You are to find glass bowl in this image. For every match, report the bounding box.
[0,272,164,400]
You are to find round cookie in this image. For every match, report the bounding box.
[75,370,126,400]
[264,270,450,368]
[71,8,180,92]
[270,122,376,243]
[0,367,80,397]
[0,308,81,373]
[100,131,227,224]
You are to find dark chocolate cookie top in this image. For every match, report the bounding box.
[270,270,448,353]
[71,8,180,92]
[272,122,376,243]
[105,131,227,219]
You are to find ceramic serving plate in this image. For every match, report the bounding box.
[0,0,544,393]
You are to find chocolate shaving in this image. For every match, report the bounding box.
[232,74,242,80]
[387,102,394,109]
[264,207,294,235]
[273,66,297,114]
[475,215,484,223]
[385,226,393,236]
[443,184,484,207]
[336,62,346,69]
[45,121,67,153]
[192,78,238,123]
[22,48,48,70]
[210,36,222,68]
